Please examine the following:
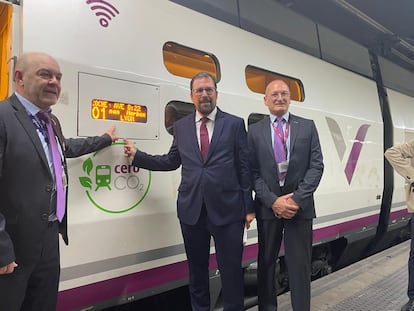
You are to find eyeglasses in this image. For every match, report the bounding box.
[192,87,216,96]
[268,91,290,98]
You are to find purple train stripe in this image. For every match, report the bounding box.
[344,124,370,184]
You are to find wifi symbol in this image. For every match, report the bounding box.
[86,0,120,28]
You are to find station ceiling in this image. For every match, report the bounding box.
[282,0,414,72]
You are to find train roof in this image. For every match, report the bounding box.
[172,0,414,97]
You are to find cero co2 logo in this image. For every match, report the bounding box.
[78,143,151,213]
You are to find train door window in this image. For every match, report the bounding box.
[0,3,12,100]
[163,41,221,82]
[165,101,195,135]
[248,113,269,126]
[245,65,305,101]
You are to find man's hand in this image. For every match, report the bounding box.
[105,125,119,142]
[0,261,17,275]
[123,139,137,161]
[271,193,299,219]
[245,212,256,229]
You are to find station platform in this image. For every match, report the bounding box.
[247,240,411,311]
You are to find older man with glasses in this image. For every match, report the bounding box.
[248,79,324,311]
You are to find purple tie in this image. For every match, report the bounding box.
[274,117,286,181]
[200,117,210,161]
[37,111,65,222]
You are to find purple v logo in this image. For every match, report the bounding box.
[326,117,370,184]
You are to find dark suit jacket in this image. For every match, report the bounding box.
[133,108,254,226]
[248,113,323,220]
[0,94,112,266]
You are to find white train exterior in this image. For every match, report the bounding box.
[0,0,413,310]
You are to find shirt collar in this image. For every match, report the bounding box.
[270,112,289,124]
[15,92,51,116]
[196,107,217,123]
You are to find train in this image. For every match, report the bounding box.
[1,0,414,310]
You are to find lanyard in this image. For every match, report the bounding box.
[272,120,289,145]
[29,114,48,143]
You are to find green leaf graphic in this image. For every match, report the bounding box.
[79,177,92,189]
[82,158,93,175]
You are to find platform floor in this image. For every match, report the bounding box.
[247,240,411,311]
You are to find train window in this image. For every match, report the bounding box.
[165,101,195,135]
[248,113,269,126]
[163,41,221,82]
[245,65,305,101]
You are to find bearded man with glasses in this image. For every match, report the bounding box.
[124,72,255,311]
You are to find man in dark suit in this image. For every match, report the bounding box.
[0,52,117,311]
[123,72,255,311]
[248,80,323,311]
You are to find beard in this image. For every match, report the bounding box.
[198,97,215,115]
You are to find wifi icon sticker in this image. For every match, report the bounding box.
[86,0,120,28]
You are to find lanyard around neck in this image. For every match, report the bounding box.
[29,114,49,143]
[272,120,289,144]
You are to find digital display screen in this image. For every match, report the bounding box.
[91,99,147,123]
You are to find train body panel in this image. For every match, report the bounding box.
[0,0,412,309]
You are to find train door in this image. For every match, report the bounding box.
[0,1,19,100]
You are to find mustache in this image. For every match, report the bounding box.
[199,98,211,104]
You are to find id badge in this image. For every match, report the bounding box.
[277,160,289,174]
[62,170,68,189]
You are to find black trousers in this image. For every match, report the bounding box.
[257,217,313,311]
[180,207,245,311]
[0,221,60,311]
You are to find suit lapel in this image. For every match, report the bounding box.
[51,114,66,152]
[259,117,274,160]
[206,109,225,162]
[184,112,203,161]
[288,114,299,154]
[11,96,50,171]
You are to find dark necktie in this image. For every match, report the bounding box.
[37,111,65,222]
[200,117,210,161]
[274,117,286,180]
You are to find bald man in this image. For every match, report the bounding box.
[0,52,117,310]
[248,80,324,311]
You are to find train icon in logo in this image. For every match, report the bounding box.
[86,0,120,28]
[95,164,111,191]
